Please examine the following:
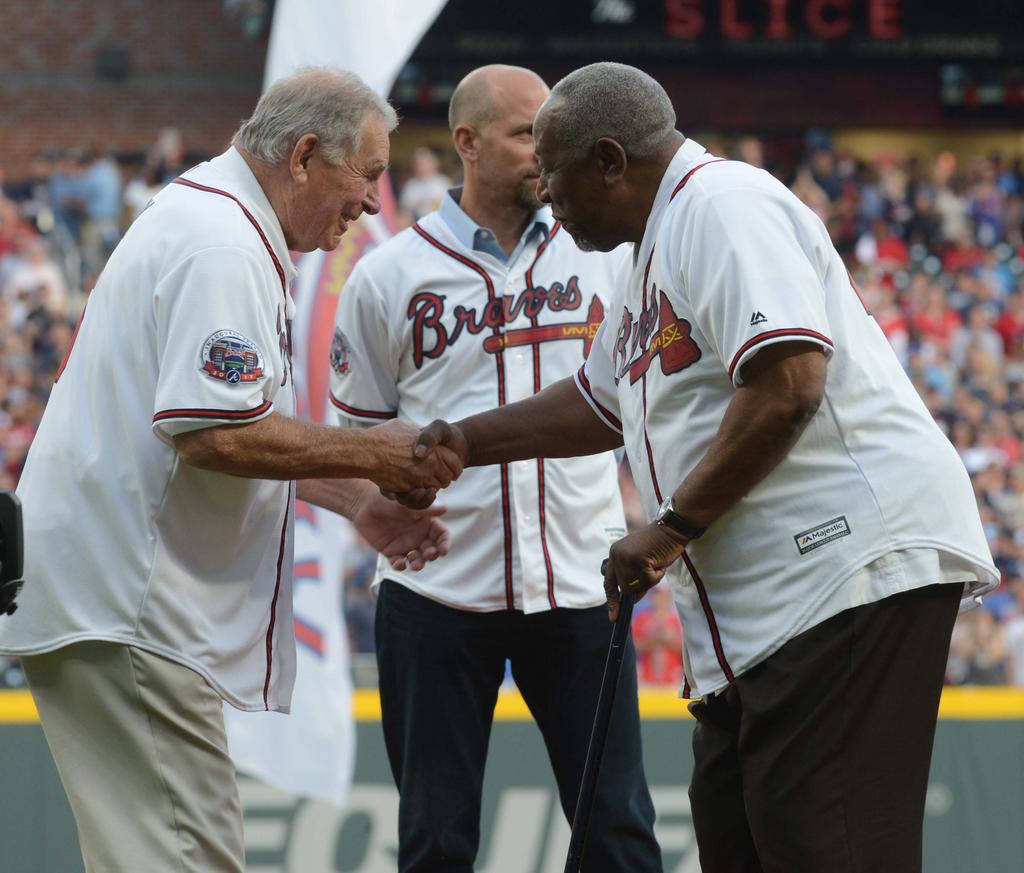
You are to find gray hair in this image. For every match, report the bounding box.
[232,67,398,165]
[543,62,676,161]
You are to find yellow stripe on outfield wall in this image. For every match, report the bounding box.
[3,686,1024,724]
[0,690,40,723]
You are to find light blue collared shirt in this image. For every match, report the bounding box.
[438,187,549,264]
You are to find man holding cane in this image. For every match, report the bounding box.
[402,62,998,873]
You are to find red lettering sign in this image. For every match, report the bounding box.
[665,0,704,38]
[765,0,793,38]
[806,0,852,39]
[721,0,754,38]
[663,1,903,42]
[868,0,902,39]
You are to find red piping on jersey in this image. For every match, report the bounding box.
[328,393,397,420]
[171,178,287,295]
[641,375,662,503]
[846,269,872,314]
[681,552,735,684]
[727,329,834,382]
[657,156,735,688]
[153,400,273,423]
[264,481,293,709]
[54,298,88,383]
[525,223,561,608]
[525,221,560,288]
[669,159,730,201]
[412,222,515,608]
[639,249,663,502]
[576,365,623,431]
[173,178,294,709]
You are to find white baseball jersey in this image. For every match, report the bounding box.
[576,139,999,697]
[329,200,627,612]
[0,147,299,713]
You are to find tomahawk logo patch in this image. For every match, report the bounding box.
[201,330,265,385]
[330,327,353,377]
[794,516,851,555]
[612,287,702,385]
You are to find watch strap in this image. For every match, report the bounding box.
[657,504,707,539]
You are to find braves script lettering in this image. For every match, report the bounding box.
[408,276,604,367]
[614,284,701,384]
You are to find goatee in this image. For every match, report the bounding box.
[514,182,543,213]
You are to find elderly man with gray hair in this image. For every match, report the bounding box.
[409,61,997,873]
[0,67,463,873]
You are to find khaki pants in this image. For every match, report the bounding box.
[23,641,245,873]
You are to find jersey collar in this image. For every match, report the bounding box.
[438,187,551,266]
[195,147,299,284]
[635,138,710,270]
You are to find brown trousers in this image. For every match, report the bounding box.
[688,582,962,873]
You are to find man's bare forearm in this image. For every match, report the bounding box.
[176,414,387,479]
[174,413,460,494]
[457,377,622,467]
[295,478,374,519]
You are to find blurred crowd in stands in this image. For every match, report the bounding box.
[3,129,1024,689]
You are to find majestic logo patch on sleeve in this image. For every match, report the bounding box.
[201,330,265,385]
[330,327,353,377]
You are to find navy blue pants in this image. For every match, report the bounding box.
[375,579,663,873]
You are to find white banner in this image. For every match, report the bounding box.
[263,0,449,94]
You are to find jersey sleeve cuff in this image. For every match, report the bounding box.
[574,365,623,434]
[151,399,274,437]
[728,329,835,386]
[328,393,398,422]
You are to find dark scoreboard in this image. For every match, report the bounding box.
[395,1,1024,128]
[410,0,1024,62]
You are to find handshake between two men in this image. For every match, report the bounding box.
[373,377,693,622]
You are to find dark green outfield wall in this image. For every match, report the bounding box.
[3,717,1023,872]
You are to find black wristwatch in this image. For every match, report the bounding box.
[654,497,706,540]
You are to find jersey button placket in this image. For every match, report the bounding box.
[509,462,541,606]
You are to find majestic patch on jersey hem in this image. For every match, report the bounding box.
[330,327,353,377]
[201,330,265,385]
[794,516,851,555]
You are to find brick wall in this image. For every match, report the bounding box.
[0,0,266,175]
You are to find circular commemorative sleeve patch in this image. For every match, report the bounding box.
[201,330,266,385]
[329,327,353,377]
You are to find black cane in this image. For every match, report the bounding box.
[563,565,637,873]
[0,491,24,616]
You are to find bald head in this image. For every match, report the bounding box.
[536,62,677,162]
[449,65,548,133]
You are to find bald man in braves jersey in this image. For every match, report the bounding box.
[329,66,661,873]
[411,64,999,873]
